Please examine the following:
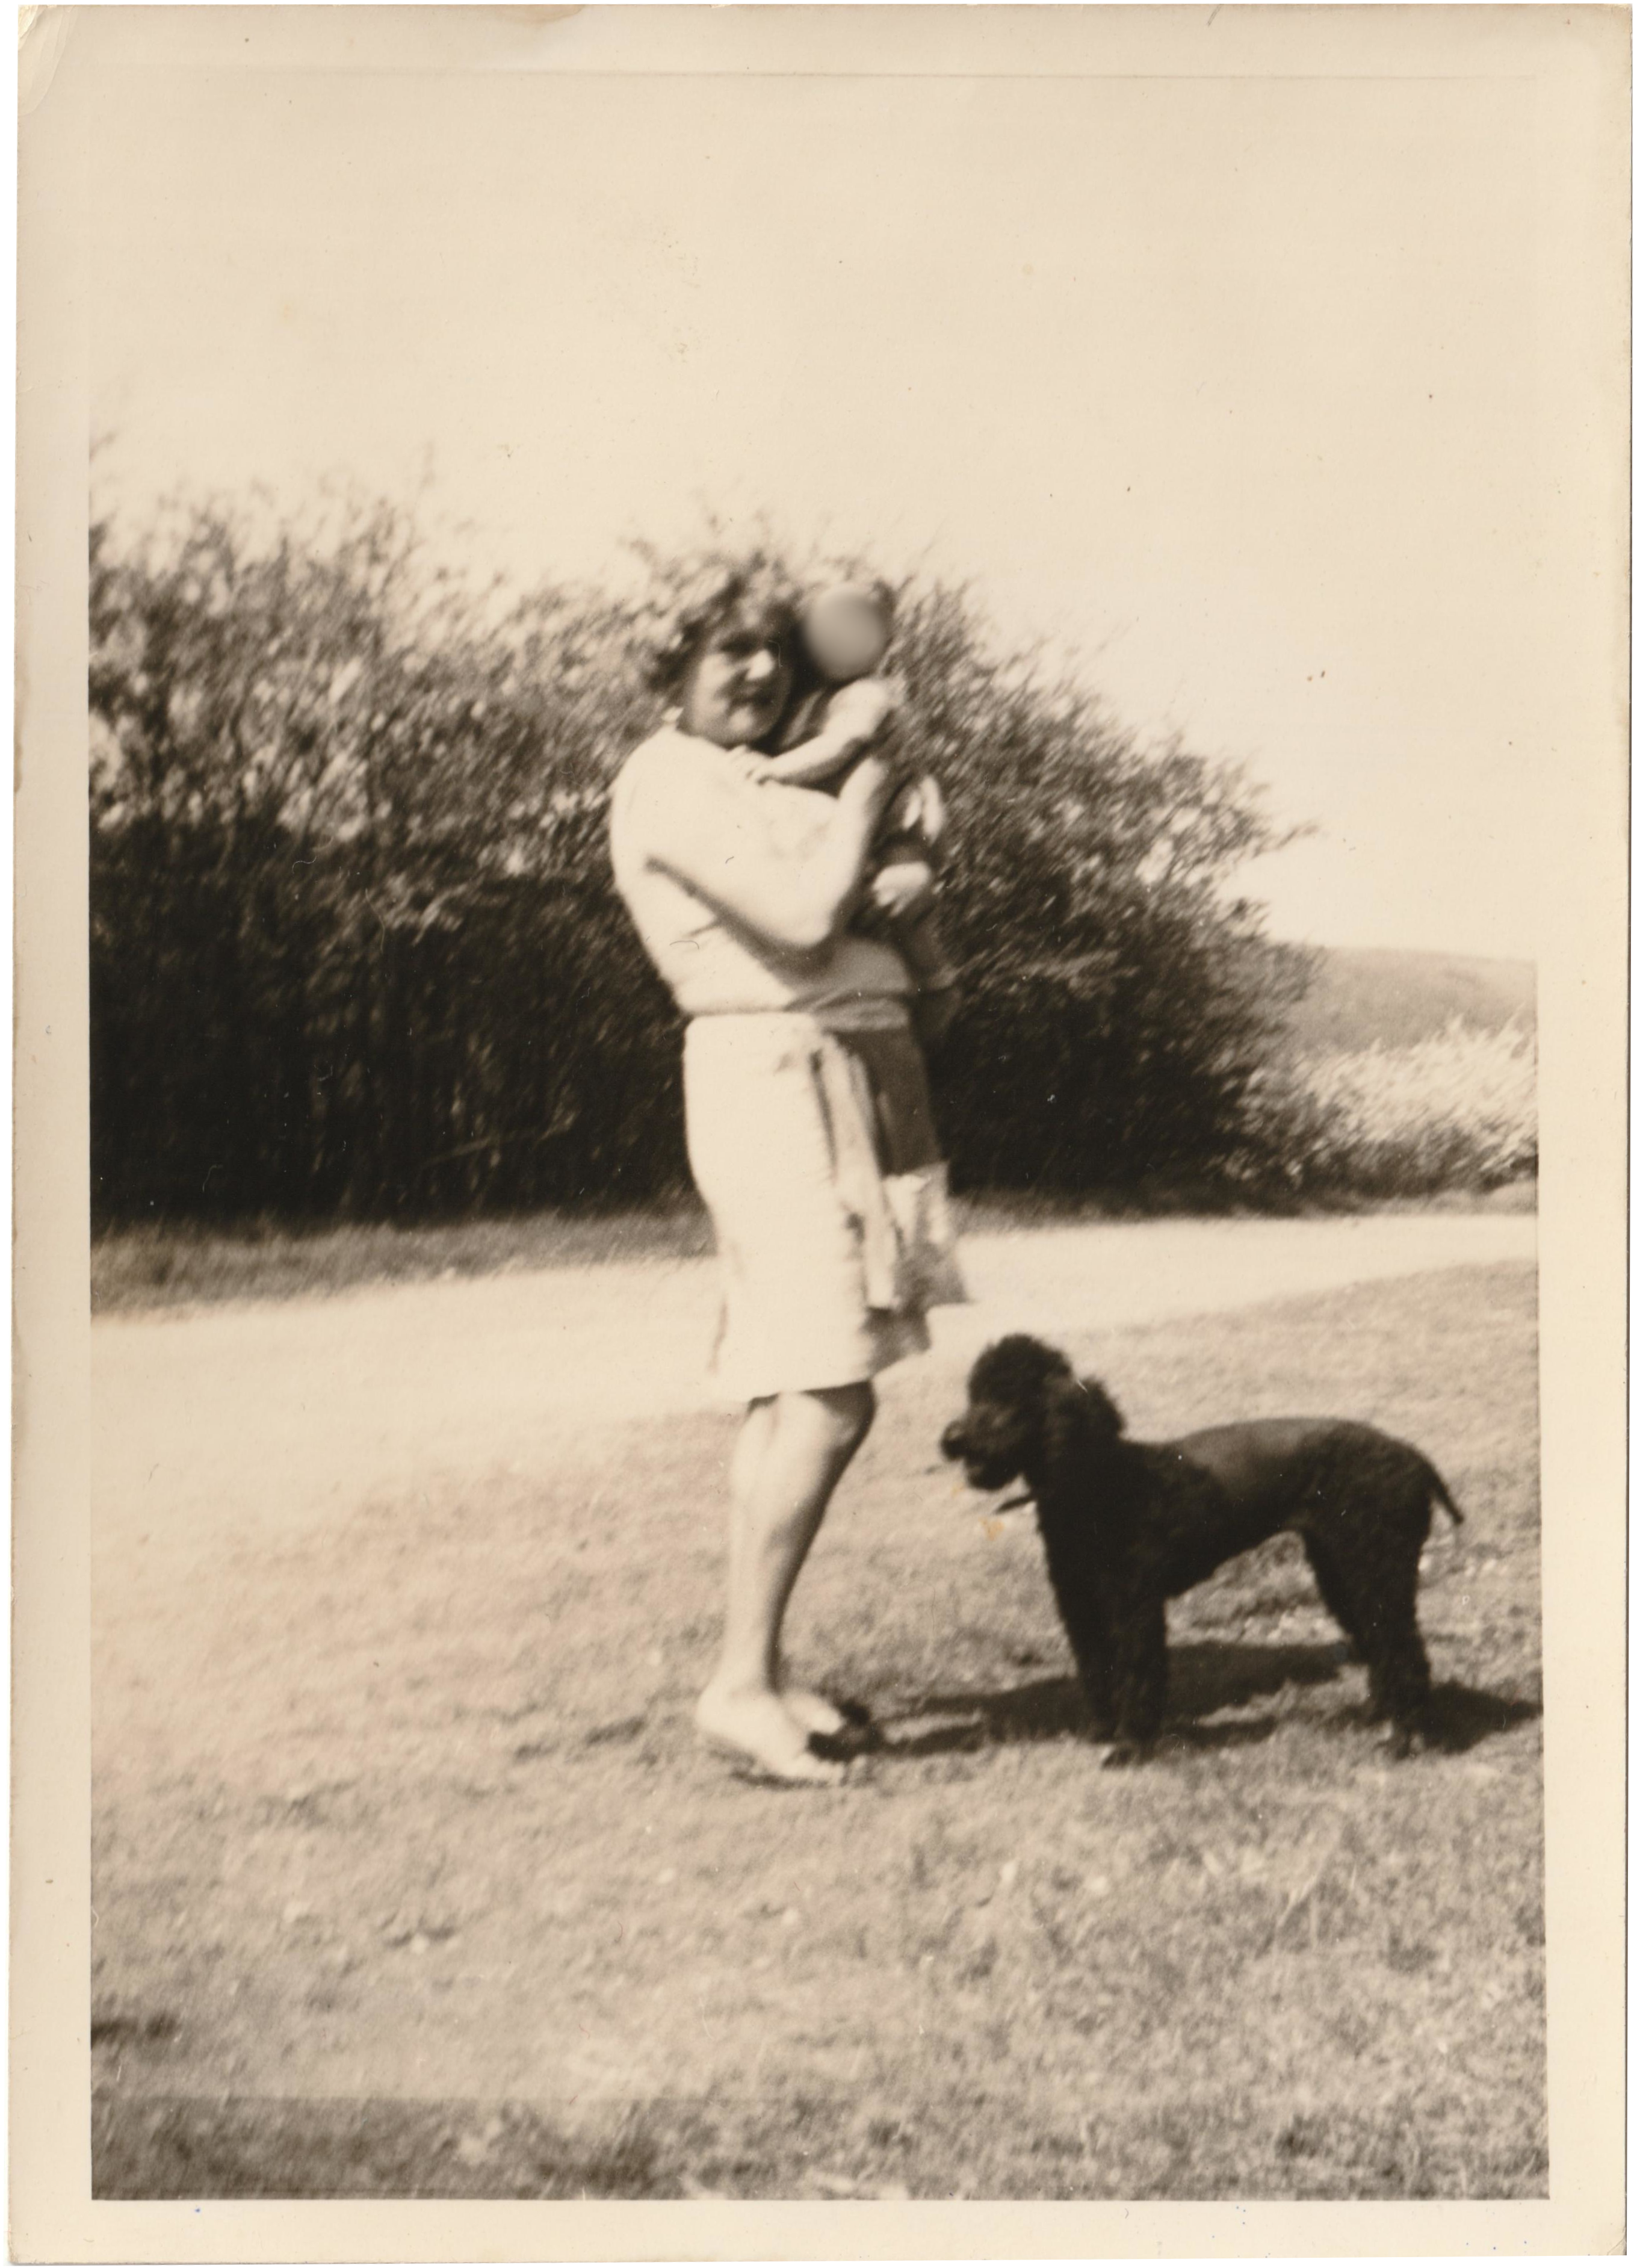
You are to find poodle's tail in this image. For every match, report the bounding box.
[1426,1460,1465,1526]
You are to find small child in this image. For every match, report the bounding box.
[754,577,958,988]
[751,576,958,1180]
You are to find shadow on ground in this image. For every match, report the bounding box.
[884,1645,1538,1761]
[884,1640,1341,1757]
[92,2093,696,2200]
[1423,1681,1541,1752]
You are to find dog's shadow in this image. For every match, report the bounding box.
[1417,1679,1541,1753]
[884,1643,1537,1760]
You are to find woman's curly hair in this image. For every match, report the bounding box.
[644,554,803,703]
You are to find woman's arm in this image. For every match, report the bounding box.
[648,749,901,955]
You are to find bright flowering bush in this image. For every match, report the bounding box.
[1236,1020,1537,1201]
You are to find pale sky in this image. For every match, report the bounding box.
[84,10,1565,958]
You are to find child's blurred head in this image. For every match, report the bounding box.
[799,575,895,684]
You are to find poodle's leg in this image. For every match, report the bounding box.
[1334,1546,1433,1752]
[1372,1591,1433,1755]
[1038,1532,1116,1737]
[1104,1596,1168,1765]
[1060,1596,1116,1740]
[1301,1531,1366,1658]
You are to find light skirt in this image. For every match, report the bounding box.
[683,1012,944,1404]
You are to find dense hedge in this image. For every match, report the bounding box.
[89,498,1310,1224]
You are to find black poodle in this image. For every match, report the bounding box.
[941,1334,1464,1764]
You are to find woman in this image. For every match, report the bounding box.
[609,565,958,1784]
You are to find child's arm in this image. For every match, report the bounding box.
[752,677,899,787]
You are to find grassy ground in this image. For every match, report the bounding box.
[90,1181,1535,1315]
[91,1255,1542,2199]
[89,1205,720,1314]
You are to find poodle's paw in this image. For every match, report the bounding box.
[1100,1738,1153,1770]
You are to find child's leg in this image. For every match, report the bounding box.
[898,906,958,996]
[850,831,936,943]
[849,1027,942,1173]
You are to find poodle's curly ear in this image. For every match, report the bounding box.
[1039,1370,1125,1466]
[1077,1379,1125,1439]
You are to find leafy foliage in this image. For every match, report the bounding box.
[90,495,1310,1223]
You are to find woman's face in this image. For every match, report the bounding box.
[680,619,793,748]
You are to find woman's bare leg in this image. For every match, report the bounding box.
[696,1383,876,1780]
[728,1395,778,1511]
[723,1404,851,1737]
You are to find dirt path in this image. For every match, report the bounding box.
[94,1213,1533,1562]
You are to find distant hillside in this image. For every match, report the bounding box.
[1281,947,1536,1056]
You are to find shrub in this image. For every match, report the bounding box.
[89,494,1310,1225]
[1234,1020,1537,1201]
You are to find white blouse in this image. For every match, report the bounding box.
[608,725,913,1027]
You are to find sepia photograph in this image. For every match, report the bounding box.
[11,4,1628,2252]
